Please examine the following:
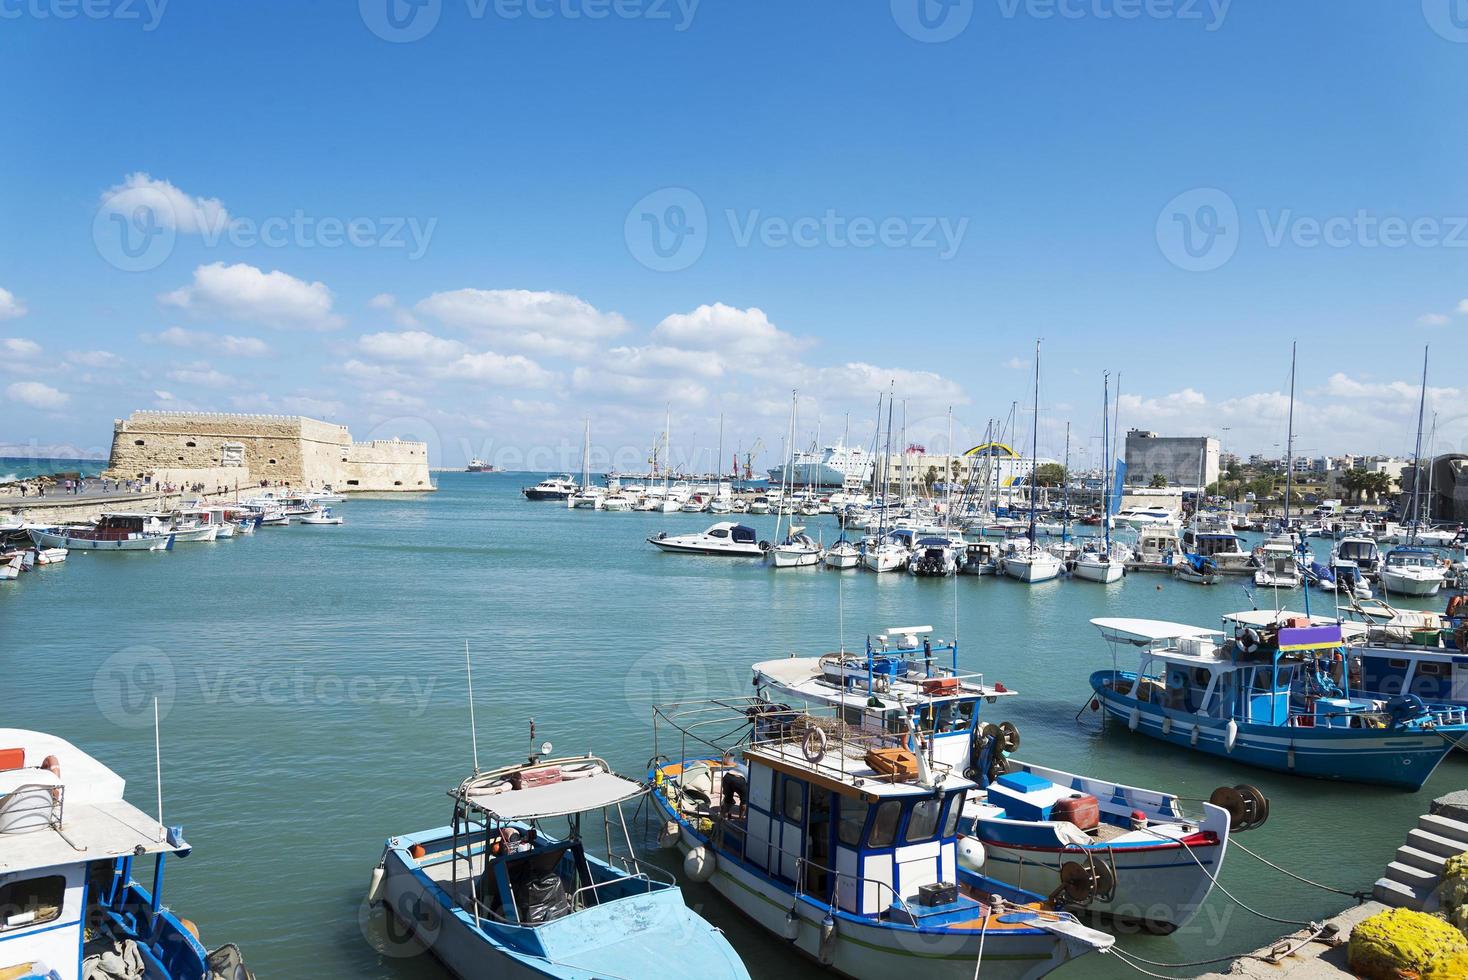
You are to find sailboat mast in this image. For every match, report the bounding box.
[1283,341,1297,530]
[1102,372,1112,552]
[1062,420,1070,544]
[1409,346,1429,540]
[1029,339,1041,542]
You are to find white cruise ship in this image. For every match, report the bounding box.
[767,441,874,488]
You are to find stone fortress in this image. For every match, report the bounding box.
[104,411,434,492]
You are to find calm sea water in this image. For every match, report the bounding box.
[0,455,107,480]
[2,472,1459,978]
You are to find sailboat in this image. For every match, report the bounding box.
[863,388,909,572]
[1074,373,1125,584]
[1002,341,1064,583]
[768,392,824,568]
[1382,348,1449,598]
[1254,345,1303,590]
[568,419,605,509]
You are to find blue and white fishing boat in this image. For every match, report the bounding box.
[0,728,252,980]
[369,745,748,980]
[752,627,1240,932]
[27,514,175,552]
[650,698,1113,979]
[1090,614,1468,790]
[1335,592,1468,707]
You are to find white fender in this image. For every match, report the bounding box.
[366,866,385,905]
[1162,716,1172,736]
[782,907,801,941]
[1128,707,1141,731]
[1225,720,1238,754]
[657,820,681,850]
[1287,745,1295,769]
[957,836,986,871]
[684,845,715,883]
[819,911,837,964]
[1190,724,1200,747]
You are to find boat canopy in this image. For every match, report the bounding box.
[457,764,646,822]
[1091,617,1222,646]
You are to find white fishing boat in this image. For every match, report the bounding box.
[1253,536,1303,589]
[27,514,175,552]
[648,522,767,557]
[300,506,344,525]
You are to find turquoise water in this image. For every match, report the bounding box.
[0,455,107,480]
[2,472,1460,978]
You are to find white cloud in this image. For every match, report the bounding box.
[1419,313,1450,327]
[66,350,119,367]
[7,381,68,409]
[416,288,629,358]
[651,303,810,369]
[441,351,555,387]
[0,288,26,321]
[167,361,239,388]
[100,172,229,235]
[368,293,421,329]
[603,344,725,379]
[145,326,271,356]
[367,389,426,409]
[2,337,41,357]
[1458,299,1468,315]
[1003,356,1026,370]
[160,262,343,330]
[358,330,466,363]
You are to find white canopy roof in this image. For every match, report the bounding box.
[1091,618,1222,645]
[462,767,646,822]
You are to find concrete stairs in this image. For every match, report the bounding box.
[1372,812,1468,911]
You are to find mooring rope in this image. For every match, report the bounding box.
[1229,837,1370,901]
[1140,827,1320,927]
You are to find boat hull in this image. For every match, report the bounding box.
[647,536,765,558]
[1090,670,1462,790]
[1002,555,1062,583]
[1071,557,1123,583]
[1381,570,1444,597]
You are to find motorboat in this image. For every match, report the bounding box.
[959,540,1002,575]
[600,492,634,512]
[647,522,767,557]
[752,629,1241,933]
[1111,505,1178,530]
[707,497,732,515]
[906,536,960,576]
[568,486,605,510]
[1380,547,1448,597]
[1333,535,1383,579]
[1172,553,1218,585]
[1090,615,1468,789]
[522,475,578,501]
[369,744,749,979]
[650,700,1115,978]
[767,526,823,568]
[27,514,175,552]
[1127,524,1183,573]
[1181,523,1254,575]
[0,728,253,978]
[466,457,495,472]
[822,536,862,570]
[747,496,771,515]
[1253,537,1302,589]
[300,506,344,525]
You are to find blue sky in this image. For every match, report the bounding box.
[3,0,1467,471]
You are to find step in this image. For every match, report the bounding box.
[1385,860,1440,889]
[1373,876,1435,911]
[1396,844,1451,877]
[1406,827,1468,859]
[1418,813,1468,848]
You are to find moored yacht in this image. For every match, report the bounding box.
[1380,546,1447,597]
[522,475,577,501]
[648,522,767,557]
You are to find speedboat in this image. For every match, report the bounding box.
[647,522,767,557]
[1333,535,1383,579]
[369,745,749,979]
[906,536,960,576]
[1090,615,1468,789]
[650,700,1115,978]
[1253,537,1302,589]
[300,507,344,525]
[27,514,175,552]
[747,495,771,515]
[1380,547,1447,597]
[752,629,1241,933]
[1111,505,1178,530]
[600,492,633,512]
[0,728,254,979]
[767,526,823,568]
[522,475,577,501]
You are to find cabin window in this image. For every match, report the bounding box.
[1420,663,1444,676]
[708,528,729,539]
[732,527,755,544]
[1389,659,1409,670]
[782,778,804,823]
[0,874,65,932]
[942,791,966,837]
[906,798,941,843]
[838,799,866,846]
[868,800,902,848]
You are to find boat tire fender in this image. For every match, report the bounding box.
[802,726,827,763]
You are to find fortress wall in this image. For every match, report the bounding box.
[105,412,432,492]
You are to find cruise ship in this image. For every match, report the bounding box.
[767,441,874,488]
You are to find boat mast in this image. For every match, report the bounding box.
[1062,420,1070,545]
[663,405,672,493]
[879,383,895,539]
[1408,346,1429,542]
[581,417,591,489]
[1283,341,1296,534]
[1029,339,1041,547]
[1102,372,1112,554]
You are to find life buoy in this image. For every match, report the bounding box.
[802,726,828,763]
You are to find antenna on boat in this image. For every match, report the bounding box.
[465,639,480,773]
[153,697,165,842]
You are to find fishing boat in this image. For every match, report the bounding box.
[768,526,824,568]
[1340,593,1468,706]
[1380,547,1447,597]
[522,475,577,501]
[1089,615,1468,789]
[369,744,749,979]
[1173,553,1218,585]
[1253,537,1302,589]
[300,506,344,525]
[648,522,767,557]
[752,629,1241,932]
[27,514,175,552]
[650,699,1115,978]
[0,728,253,979]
